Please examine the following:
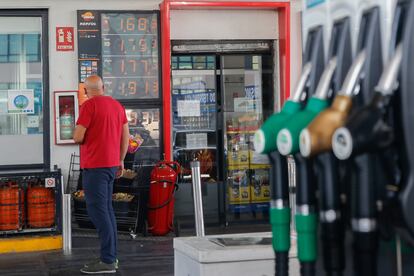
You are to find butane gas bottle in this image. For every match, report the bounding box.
[147,160,180,236]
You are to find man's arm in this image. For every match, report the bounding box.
[119,123,130,168]
[73,125,87,144]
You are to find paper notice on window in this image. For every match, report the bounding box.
[234,97,256,112]
[27,116,40,128]
[177,100,200,117]
[7,89,35,114]
[186,133,208,149]
[0,90,7,114]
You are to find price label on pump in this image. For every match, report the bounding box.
[45,178,56,188]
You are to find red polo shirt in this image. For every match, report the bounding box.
[76,96,128,169]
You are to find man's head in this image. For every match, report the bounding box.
[84,75,104,98]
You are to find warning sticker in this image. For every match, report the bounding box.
[45,178,56,188]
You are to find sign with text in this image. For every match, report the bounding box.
[77,10,160,99]
[7,90,35,114]
[56,27,74,51]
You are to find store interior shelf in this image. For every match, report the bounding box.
[227,163,268,169]
[173,128,216,133]
[174,146,217,151]
[226,130,257,134]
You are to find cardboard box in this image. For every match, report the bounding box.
[228,170,250,204]
[227,133,249,166]
[250,169,270,203]
[228,149,249,166]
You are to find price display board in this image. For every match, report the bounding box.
[77,11,160,99]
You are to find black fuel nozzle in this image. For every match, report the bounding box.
[329,42,403,276]
[332,44,402,160]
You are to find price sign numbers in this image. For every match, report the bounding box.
[102,14,158,35]
[104,78,159,98]
[102,57,158,77]
[101,12,160,99]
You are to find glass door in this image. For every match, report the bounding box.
[171,55,220,224]
[221,55,274,223]
[0,11,49,168]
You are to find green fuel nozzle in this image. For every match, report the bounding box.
[253,63,312,154]
[276,58,338,156]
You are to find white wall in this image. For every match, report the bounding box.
[171,10,279,40]
[0,0,299,182]
[290,0,303,98]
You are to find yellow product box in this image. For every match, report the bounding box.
[250,169,271,203]
[229,185,251,204]
[228,170,250,204]
[249,150,270,166]
[227,133,249,166]
[228,149,249,166]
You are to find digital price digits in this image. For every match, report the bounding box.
[100,13,160,99]
[119,79,158,96]
[118,17,157,33]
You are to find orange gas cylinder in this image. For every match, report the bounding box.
[0,184,25,231]
[27,186,55,228]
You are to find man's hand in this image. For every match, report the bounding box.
[73,125,87,144]
[116,160,124,178]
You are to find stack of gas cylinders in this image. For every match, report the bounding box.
[255,0,414,275]
[0,179,56,232]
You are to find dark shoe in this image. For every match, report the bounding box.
[80,261,116,274]
[84,258,119,269]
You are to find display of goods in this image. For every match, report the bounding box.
[0,185,25,231]
[73,190,134,202]
[121,169,137,179]
[196,149,214,174]
[27,186,55,228]
[73,190,85,199]
[112,193,134,202]
[228,170,250,203]
[128,134,144,154]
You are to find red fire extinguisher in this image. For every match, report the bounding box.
[147,160,180,236]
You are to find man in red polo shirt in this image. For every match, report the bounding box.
[73,75,129,274]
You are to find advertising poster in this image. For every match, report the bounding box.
[7,89,35,114]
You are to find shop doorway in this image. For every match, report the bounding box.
[171,41,276,227]
[0,10,49,170]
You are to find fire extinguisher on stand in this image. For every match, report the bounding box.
[147,160,181,236]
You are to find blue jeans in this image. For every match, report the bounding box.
[83,167,118,264]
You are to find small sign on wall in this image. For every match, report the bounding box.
[56,27,74,51]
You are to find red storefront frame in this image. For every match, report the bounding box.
[160,0,291,160]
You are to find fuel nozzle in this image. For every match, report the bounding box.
[254,62,313,276]
[332,45,402,160]
[276,58,338,156]
[254,63,311,154]
[299,51,367,157]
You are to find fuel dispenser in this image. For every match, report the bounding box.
[399,0,414,239]
[300,5,384,276]
[274,56,338,275]
[254,19,326,275]
[331,1,413,273]
[297,16,353,276]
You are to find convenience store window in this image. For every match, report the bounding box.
[0,11,49,169]
[171,43,276,225]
